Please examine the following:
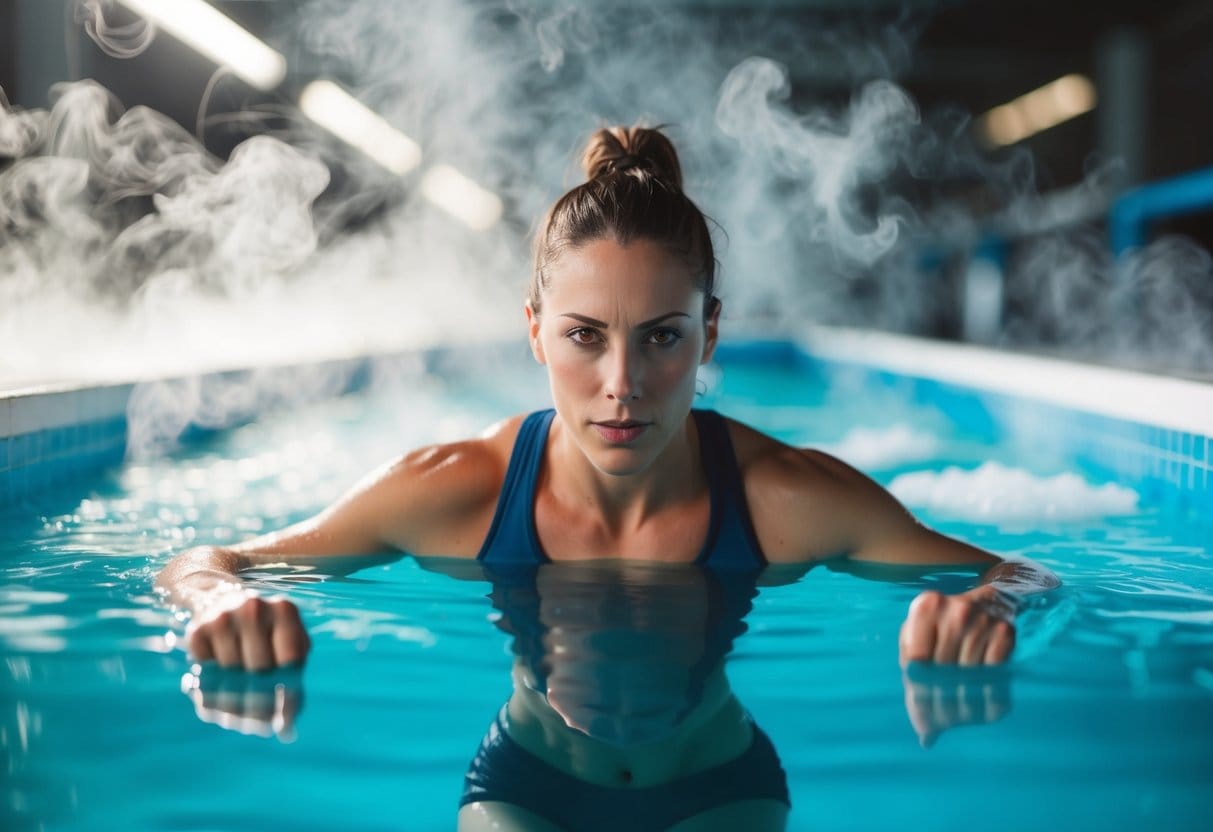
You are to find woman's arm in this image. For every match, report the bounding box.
[748,443,1059,667]
[827,458,1060,667]
[852,525,1059,667]
[155,434,510,671]
[154,457,409,671]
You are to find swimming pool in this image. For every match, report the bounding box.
[2,336,1211,830]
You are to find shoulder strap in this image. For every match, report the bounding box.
[692,410,766,569]
[476,410,554,564]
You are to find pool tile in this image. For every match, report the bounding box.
[81,385,132,423]
[29,461,46,491]
[13,464,29,500]
[50,427,70,456]
[12,394,58,435]
[24,431,40,465]
[10,434,33,467]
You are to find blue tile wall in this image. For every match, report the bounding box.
[0,417,128,509]
[0,355,366,508]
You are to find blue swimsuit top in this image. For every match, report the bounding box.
[476,409,767,569]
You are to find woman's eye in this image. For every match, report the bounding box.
[568,328,601,345]
[646,328,682,346]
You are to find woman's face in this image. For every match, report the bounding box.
[527,237,718,477]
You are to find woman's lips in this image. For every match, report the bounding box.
[592,421,649,444]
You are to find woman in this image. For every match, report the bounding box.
[155,125,1058,673]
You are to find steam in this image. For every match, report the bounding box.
[889,462,1140,522]
[1004,231,1213,374]
[715,58,916,267]
[1,0,1210,405]
[73,0,156,60]
[0,72,516,386]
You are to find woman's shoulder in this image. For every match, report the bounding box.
[719,415,898,562]
[369,413,532,556]
[720,416,844,481]
[397,413,532,497]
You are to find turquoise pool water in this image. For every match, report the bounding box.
[2,348,1212,830]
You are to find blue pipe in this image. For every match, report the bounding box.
[1109,165,1213,256]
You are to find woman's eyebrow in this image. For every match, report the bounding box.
[558,312,691,328]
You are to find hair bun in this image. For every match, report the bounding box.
[581,125,683,190]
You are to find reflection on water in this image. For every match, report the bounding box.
[460,561,791,832]
[900,665,1011,748]
[180,664,303,742]
[156,557,1021,830]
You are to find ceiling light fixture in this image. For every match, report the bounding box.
[980,74,1097,147]
[117,0,287,91]
[420,165,503,230]
[298,80,423,176]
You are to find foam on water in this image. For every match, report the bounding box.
[889,461,1140,522]
[821,423,941,470]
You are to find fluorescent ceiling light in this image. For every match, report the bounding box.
[420,165,504,230]
[980,74,1097,147]
[299,81,422,176]
[117,0,287,91]
[298,83,499,230]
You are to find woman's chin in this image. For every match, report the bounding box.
[585,446,660,478]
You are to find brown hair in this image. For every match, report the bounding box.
[530,125,718,317]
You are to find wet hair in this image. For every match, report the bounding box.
[530,125,718,318]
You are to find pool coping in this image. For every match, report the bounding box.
[796,327,1213,437]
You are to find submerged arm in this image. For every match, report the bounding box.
[155,438,495,670]
[154,460,407,671]
[154,434,509,671]
[855,525,1059,667]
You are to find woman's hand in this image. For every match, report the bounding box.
[187,592,311,672]
[898,584,1017,667]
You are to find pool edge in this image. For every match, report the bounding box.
[2,331,1211,510]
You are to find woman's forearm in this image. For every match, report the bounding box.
[155,545,311,671]
[973,557,1060,613]
[154,546,253,614]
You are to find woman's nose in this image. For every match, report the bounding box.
[605,344,642,401]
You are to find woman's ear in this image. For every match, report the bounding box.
[525,303,546,365]
[700,296,721,364]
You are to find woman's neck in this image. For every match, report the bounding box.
[545,412,704,528]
